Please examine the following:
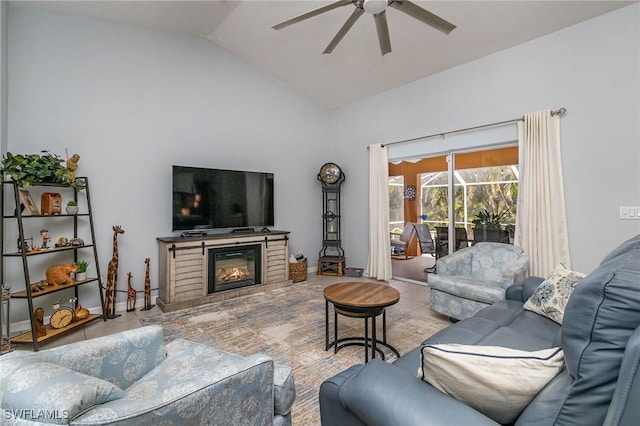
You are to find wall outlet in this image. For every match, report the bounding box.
[619,206,640,220]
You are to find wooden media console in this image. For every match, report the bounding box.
[156,230,290,312]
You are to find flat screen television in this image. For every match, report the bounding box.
[172,165,274,232]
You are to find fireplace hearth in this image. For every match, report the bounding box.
[208,244,261,293]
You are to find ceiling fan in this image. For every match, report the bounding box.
[272,0,456,55]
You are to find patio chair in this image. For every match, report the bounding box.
[414,223,436,256]
[434,226,469,259]
[415,223,437,273]
[391,223,418,259]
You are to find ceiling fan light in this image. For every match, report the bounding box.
[363,0,388,15]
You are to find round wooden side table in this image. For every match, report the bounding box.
[323,281,400,363]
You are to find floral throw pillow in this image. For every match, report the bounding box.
[524,265,586,324]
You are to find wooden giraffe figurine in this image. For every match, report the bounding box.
[104,225,125,319]
[141,257,155,311]
[126,272,136,312]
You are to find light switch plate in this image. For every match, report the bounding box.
[620,206,640,220]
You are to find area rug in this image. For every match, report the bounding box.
[140,280,448,425]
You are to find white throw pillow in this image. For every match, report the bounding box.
[524,265,586,324]
[418,344,564,424]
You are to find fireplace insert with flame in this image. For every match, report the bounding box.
[208,244,262,293]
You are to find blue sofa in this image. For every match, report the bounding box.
[0,325,295,425]
[319,234,640,425]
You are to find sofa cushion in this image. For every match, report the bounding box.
[557,234,640,425]
[429,276,506,304]
[523,265,585,324]
[470,242,528,282]
[423,300,560,350]
[40,325,166,390]
[418,344,564,424]
[72,339,275,425]
[0,352,125,424]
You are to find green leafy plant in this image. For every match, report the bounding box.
[1,151,85,190]
[75,260,89,273]
[67,200,77,207]
[472,209,507,229]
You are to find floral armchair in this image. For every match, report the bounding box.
[0,325,295,425]
[428,242,529,320]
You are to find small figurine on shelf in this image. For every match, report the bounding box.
[17,237,33,253]
[34,307,46,337]
[126,272,136,312]
[30,280,48,293]
[66,152,80,182]
[69,238,85,247]
[74,302,90,321]
[40,229,50,249]
[55,236,69,247]
[45,263,77,286]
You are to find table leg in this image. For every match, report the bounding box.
[383,308,387,344]
[364,316,369,363]
[334,309,338,354]
[372,309,377,360]
[325,300,329,351]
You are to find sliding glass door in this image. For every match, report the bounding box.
[420,147,518,254]
[390,146,518,261]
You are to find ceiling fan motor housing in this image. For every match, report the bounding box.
[363,0,388,15]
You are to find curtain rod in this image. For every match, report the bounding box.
[379,107,566,148]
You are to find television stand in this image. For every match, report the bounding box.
[156,230,291,312]
[231,227,255,234]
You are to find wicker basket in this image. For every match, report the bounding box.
[289,260,308,283]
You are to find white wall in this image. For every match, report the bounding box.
[330,3,640,274]
[6,6,329,319]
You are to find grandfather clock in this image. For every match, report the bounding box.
[317,163,345,276]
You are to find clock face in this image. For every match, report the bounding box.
[50,308,74,329]
[319,163,342,184]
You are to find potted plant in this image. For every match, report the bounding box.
[66,200,79,214]
[1,151,85,190]
[75,260,89,281]
[472,209,509,243]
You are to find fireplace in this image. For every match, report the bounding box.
[208,244,261,293]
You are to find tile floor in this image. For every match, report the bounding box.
[10,274,437,352]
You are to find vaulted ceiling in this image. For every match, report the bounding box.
[13,0,635,109]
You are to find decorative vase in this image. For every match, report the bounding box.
[66,206,79,214]
[75,272,87,281]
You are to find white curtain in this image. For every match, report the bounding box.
[366,144,392,281]
[515,110,570,277]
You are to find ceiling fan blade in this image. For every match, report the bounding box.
[324,7,365,54]
[272,0,353,30]
[389,0,456,34]
[374,10,391,55]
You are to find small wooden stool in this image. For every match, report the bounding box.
[317,257,345,276]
